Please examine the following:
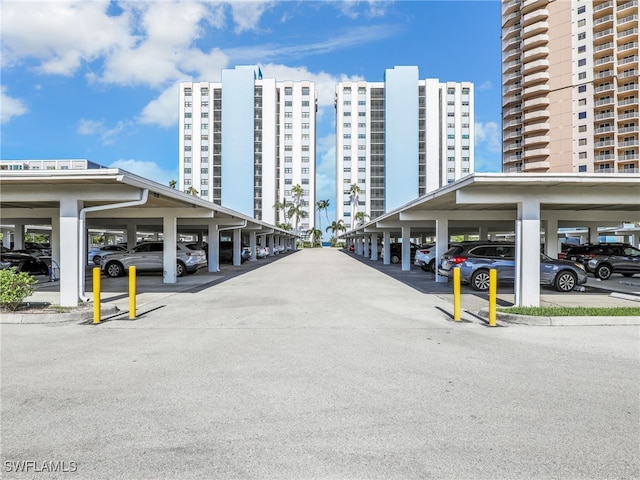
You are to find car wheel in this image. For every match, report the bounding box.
[554,271,577,292]
[428,259,436,273]
[420,264,429,272]
[595,263,612,280]
[176,261,186,277]
[105,261,124,278]
[470,270,490,291]
[92,255,101,265]
[390,254,400,264]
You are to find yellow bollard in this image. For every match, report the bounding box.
[129,266,136,320]
[453,267,461,321]
[489,269,497,327]
[93,267,101,324]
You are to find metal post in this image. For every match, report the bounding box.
[129,266,136,320]
[489,269,497,327]
[453,267,461,321]
[93,267,101,324]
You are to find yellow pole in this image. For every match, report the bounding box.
[129,266,136,320]
[489,269,497,327]
[93,267,101,324]
[453,267,461,321]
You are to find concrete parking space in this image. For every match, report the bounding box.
[1,248,638,479]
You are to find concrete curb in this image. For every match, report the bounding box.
[1,305,120,324]
[477,309,640,326]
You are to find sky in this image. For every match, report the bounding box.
[1,0,502,231]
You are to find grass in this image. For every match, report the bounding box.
[497,306,640,317]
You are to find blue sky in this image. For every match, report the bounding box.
[1,0,502,227]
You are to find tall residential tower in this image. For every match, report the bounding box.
[179,66,317,232]
[501,0,639,173]
[335,66,474,229]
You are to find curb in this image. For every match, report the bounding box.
[477,309,640,326]
[1,305,120,324]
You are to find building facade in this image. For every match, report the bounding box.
[501,0,639,173]
[335,66,474,229]
[179,66,317,232]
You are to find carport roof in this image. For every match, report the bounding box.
[0,168,294,235]
[344,173,640,236]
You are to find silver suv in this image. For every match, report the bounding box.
[101,241,207,278]
[586,244,640,280]
[438,241,588,292]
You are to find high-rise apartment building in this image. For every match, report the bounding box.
[501,0,639,173]
[335,66,474,229]
[179,66,317,232]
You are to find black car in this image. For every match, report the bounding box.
[0,253,49,276]
[563,242,635,268]
[389,242,422,264]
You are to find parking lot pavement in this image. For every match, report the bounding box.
[2,248,638,479]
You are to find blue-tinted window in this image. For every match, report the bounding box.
[578,112,587,119]
[578,58,586,66]
[578,165,587,172]
[578,85,587,93]
[578,45,586,53]
[577,5,586,14]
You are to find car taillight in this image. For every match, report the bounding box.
[449,256,467,264]
[418,249,430,254]
[588,253,597,259]
[185,252,193,256]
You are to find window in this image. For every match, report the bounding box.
[184,88,192,96]
[201,123,208,129]
[358,87,366,94]
[302,101,309,107]
[201,101,208,108]
[201,146,208,151]
[578,58,586,67]
[285,87,293,95]
[185,113,192,118]
[302,145,309,151]
[578,98,587,106]
[578,85,587,93]
[285,134,292,140]
[578,72,587,80]
[285,112,292,118]
[201,190,208,196]
[358,134,366,139]
[358,112,366,117]
[284,168,292,174]
[184,157,192,163]
[285,123,292,129]
[344,112,351,117]
[344,167,351,173]
[577,19,586,27]
[358,101,366,106]
[344,123,351,128]
[302,123,309,129]
[285,179,292,184]
[285,157,292,163]
[302,134,309,140]
[579,138,587,146]
[201,157,208,163]
[302,156,309,163]
[285,145,293,151]
[302,87,310,95]
[579,152,587,159]
[579,125,587,133]
[184,102,192,107]
[578,32,586,40]
[201,88,208,96]
[301,179,309,185]
[185,124,192,130]
[578,112,587,119]
[343,100,351,105]
[184,168,192,174]
[578,45,586,53]
[344,134,351,139]
[184,146,192,151]
[577,5,585,14]
[301,168,309,174]
[344,87,351,94]
[285,101,292,107]
[578,165,587,172]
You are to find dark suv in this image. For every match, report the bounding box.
[438,241,588,292]
[563,243,632,268]
[586,244,640,280]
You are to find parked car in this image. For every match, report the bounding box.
[256,246,269,259]
[414,243,437,272]
[219,241,250,263]
[87,245,128,265]
[0,252,50,276]
[101,241,207,277]
[438,241,587,292]
[24,242,51,255]
[389,242,422,264]
[562,242,633,268]
[586,244,640,280]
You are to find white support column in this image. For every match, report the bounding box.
[435,217,449,283]
[163,214,178,283]
[268,234,275,256]
[59,198,81,307]
[631,233,639,248]
[51,215,60,280]
[479,226,489,241]
[1,229,10,248]
[545,218,559,258]
[249,231,257,261]
[208,222,220,272]
[13,222,24,250]
[515,199,541,307]
[383,231,391,265]
[401,225,411,271]
[588,223,600,244]
[233,228,242,265]
[356,238,363,256]
[371,234,379,261]
[126,223,137,248]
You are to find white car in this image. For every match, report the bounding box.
[413,243,437,272]
[100,241,207,277]
[87,245,127,265]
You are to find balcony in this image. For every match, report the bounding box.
[619,42,639,53]
[618,15,639,27]
[523,96,550,109]
[595,153,616,161]
[619,154,640,161]
[594,0,614,14]
[503,142,523,153]
[504,119,523,129]
[618,27,639,40]
[503,24,521,40]
[503,106,522,118]
[595,83,614,93]
[619,83,639,93]
[619,126,640,133]
[522,46,549,62]
[522,8,548,27]
[503,94,522,107]
[523,122,550,134]
[619,167,640,173]
[594,28,614,40]
[618,98,639,107]
[619,56,639,68]
[503,83,522,96]
[523,109,549,121]
[619,70,639,80]
[522,58,549,75]
[503,60,522,74]
[595,111,615,120]
[595,70,614,79]
[522,22,549,39]
[522,71,550,87]
[594,41,614,53]
[619,140,639,147]
[523,134,550,146]
[617,1,638,13]
[503,72,522,84]
[595,126,615,133]
[502,0,520,16]
[502,35,521,52]
[522,84,550,98]
[522,0,548,14]
[504,130,522,140]
[502,11,520,27]
[522,160,550,171]
[595,139,615,147]
[502,46,521,63]
[504,154,523,163]
[522,33,549,50]
[593,14,615,27]
[619,111,639,120]
[594,55,614,67]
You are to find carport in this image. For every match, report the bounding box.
[342,173,640,307]
[0,168,297,307]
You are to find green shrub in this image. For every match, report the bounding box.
[0,268,37,311]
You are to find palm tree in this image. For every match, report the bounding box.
[287,203,308,234]
[349,183,361,225]
[308,228,323,247]
[184,186,199,196]
[291,184,304,207]
[354,211,369,227]
[169,179,177,189]
[273,198,292,227]
[316,199,330,233]
[326,219,346,238]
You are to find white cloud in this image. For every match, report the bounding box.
[138,83,180,128]
[77,119,104,135]
[229,1,276,33]
[477,81,492,91]
[102,120,134,145]
[0,87,28,124]
[475,121,501,153]
[337,0,390,19]
[108,159,177,186]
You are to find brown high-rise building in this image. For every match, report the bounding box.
[501,0,638,173]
